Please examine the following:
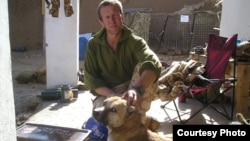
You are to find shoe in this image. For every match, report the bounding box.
[236,113,250,125]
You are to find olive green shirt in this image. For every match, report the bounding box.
[84,25,162,94]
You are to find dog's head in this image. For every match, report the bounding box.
[92,96,135,128]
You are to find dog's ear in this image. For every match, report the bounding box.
[126,105,136,118]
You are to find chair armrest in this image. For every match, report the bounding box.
[193,75,237,87]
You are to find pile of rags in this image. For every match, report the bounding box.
[157,59,205,101]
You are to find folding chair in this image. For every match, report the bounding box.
[160,34,238,123]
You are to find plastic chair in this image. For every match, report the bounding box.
[160,34,238,123]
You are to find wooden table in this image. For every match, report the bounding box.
[235,61,250,116]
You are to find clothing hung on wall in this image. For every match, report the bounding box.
[46,0,74,17]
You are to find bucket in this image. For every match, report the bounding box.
[79,33,92,60]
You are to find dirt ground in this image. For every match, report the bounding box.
[12,48,189,127]
[12,49,46,127]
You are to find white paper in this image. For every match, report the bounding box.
[180,15,189,22]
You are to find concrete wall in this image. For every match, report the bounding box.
[8,0,43,50]
[0,0,17,140]
[220,0,250,41]
[45,0,79,88]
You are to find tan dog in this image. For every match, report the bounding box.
[93,96,172,141]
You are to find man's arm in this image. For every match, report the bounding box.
[123,69,157,107]
[134,69,157,88]
[94,87,117,97]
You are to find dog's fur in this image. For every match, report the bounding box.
[93,96,172,141]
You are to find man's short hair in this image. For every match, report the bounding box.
[97,0,123,20]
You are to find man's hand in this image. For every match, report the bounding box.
[122,89,141,108]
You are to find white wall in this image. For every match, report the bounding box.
[220,0,250,41]
[0,0,17,140]
[45,0,79,88]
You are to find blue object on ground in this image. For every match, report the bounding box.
[79,33,92,60]
[237,39,242,46]
[12,46,27,52]
[84,117,108,141]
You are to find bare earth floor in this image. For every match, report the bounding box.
[12,49,46,126]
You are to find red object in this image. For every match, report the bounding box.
[178,93,186,103]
